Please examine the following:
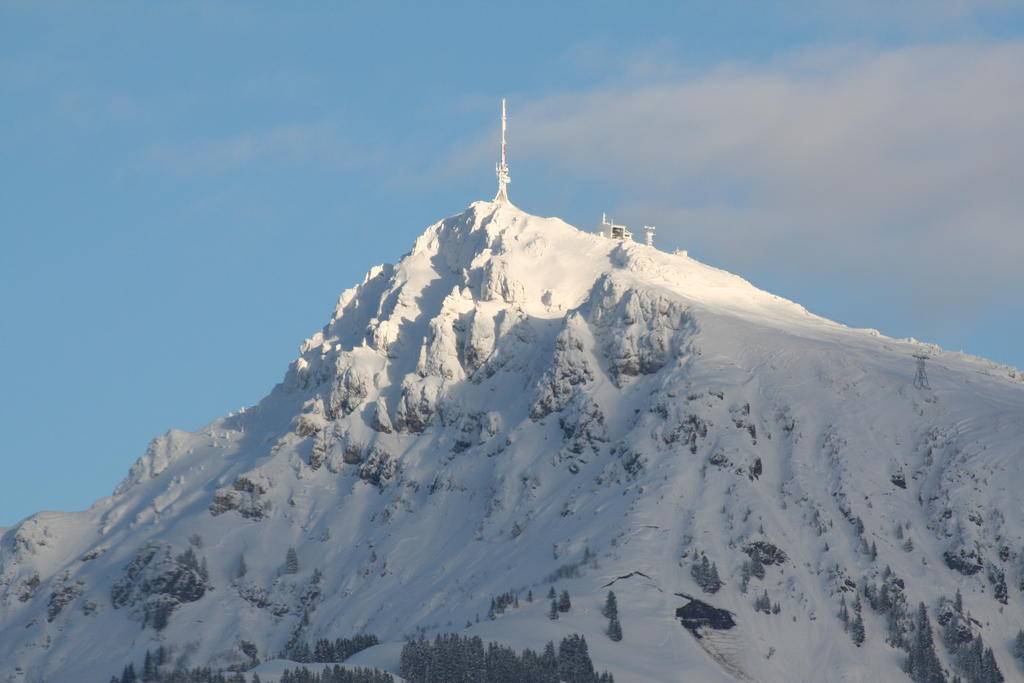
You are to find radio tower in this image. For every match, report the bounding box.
[495,98,511,203]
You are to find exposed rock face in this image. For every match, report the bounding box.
[590,277,692,385]
[356,447,396,488]
[676,597,737,637]
[210,476,271,519]
[944,548,984,576]
[47,579,85,622]
[370,398,393,434]
[110,544,211,631]
[744,541,788,566]
[530,314,594,420]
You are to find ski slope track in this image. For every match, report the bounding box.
[3,201,1024,682]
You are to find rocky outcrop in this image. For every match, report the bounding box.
[110,543,211,630]
[530,314,594,420]
[743,541,788,567]
[357,447,396,488]
[47,577,85,622]
[676,596,736,638]
[210,475,271,519]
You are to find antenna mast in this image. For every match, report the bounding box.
[495,98,511,203]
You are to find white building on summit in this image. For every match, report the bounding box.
[597,213,632,241]
[597,213,658,247]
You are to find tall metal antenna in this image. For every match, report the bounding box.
[495,98,511,203]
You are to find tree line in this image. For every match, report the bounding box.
[399,632,614,683]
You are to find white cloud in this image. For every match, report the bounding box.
[477,41,1024,310]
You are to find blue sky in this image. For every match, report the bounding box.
[2,1,1023,526]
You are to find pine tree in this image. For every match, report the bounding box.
[887,606,906,649]
[691,554,708,586]
[689,553,722,593]
[314,638,334,663]
[558,634,596,683]
[178,547,199,571]
[988,566,1008,605]
[942,616,961,654]
[750,553,765,580]
[739,560,752,593]
[142,650,156,681]
[547,585,556,600]
[708,561,722,592]
[527,590,533,603]
[558,590,571,613]
[851,611,866,646]
[754,590,771,614]
[541,641,558,678]
[838,597,850,629]
[291,641,312,663]
[982,646,1003,683]
[603,591,618,619]
[607,615,623,642]
[905,602,945,683]
[1013,630,1024,662]
[549,599,559,620]
[960,636,984,682]
[285,547,299,575]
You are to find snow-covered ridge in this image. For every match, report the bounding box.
[2,201,1024,682]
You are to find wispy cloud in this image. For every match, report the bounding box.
[818,0,1021,25]
[140,121,361,176]
[457,41,1024,311]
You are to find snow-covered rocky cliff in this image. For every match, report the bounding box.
[3,201,1024,682]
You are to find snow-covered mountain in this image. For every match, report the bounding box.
[3,200,1024,682]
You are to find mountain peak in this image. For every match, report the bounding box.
[3,201,1024,682]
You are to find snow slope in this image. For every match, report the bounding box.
[2,200,1024,682]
